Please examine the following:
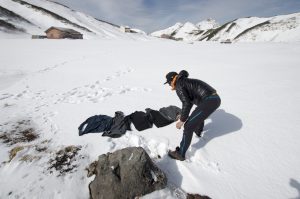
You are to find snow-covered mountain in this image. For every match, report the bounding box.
[151,22,183,39]
[151,19,219,41]
[196,18,219,30]
[151,13,300,42]
[0,0,150,40]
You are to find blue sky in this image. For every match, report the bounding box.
[56,0,300,33]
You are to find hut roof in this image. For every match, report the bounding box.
[45,27,82,35]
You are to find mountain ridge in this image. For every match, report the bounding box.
[1,0,300,42]
[151,12,300,42]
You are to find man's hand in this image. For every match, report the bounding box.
[176,120,184,129]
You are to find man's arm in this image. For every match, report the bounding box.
[176,87,192,123]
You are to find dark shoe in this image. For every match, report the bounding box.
[168,150,185,161]
[194,130,203,137]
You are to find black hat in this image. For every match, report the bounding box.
[164,71,178,85]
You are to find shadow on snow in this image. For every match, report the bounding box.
[191,109,243,150]
[290,179,300,199]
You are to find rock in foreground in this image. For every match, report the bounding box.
[88,147,167,199]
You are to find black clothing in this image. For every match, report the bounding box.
[159,105,181,121]
[78,106,181,138]
[129,111,153,131]
[147,109,173,128]
[175,70,216,122]
[78,115,112,136]
[179,94,221,157]
[194,121,204,137]
[102,111,132,138]
[148,106,181,128]
[78,112,131,138]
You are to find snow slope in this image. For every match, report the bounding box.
[151,13,300,42]
[196,18,219,30]
[173,22,201,41]
[0,39,300,199]
[203,13,300,42]
[0,0,151,40]
[151,22,183,38]
[151,19,219,41]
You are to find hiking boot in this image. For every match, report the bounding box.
[168,150,185,161]
[194,130,203,137]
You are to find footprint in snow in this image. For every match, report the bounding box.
[190,151,222,173]
[102,68,134,82]
[53,84,151,104]
[37,61,69,73]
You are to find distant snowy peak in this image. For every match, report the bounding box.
[179,22,199,33]
[150,22,183,37]
[0,0,151,40]
[200,12,300,42]
[235,13,300,42]
[196,18,220,30]
[151,19,220,41]
[151,13,300,42]
[173,22,201,40]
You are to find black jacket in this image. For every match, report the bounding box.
[102,111,132,138]
[78,115,112,136]
[175,70,216,122]
[129,111,153,131]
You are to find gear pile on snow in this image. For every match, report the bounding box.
[78,105,181,138]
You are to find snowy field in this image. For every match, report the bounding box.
[0,39,300,199]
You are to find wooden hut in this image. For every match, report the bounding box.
[45,27,83,39]
[120,26,131,33]
[32,35,47,39]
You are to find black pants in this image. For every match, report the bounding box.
[179,94,221,157]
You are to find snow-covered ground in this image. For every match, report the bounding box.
[0,39,300,199]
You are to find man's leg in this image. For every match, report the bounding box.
[179,95,221,158]
[194,121,204,137]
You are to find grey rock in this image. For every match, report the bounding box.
[88,147,167,199]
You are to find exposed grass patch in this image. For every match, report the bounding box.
[0,19,25,32]
[200,22,231,41]
[0,120,39,146]
[234,21,271,40]
[187,193,211,199]
[191,30,205,36]
[9,146,25,162]
[48,145,83,176]
[226,23,237,33]
[20,154,41,162]
[0,6,32,24]
[0,128,39,145]
[95,18,120,28]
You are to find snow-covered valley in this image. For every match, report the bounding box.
[1,39,300,199]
